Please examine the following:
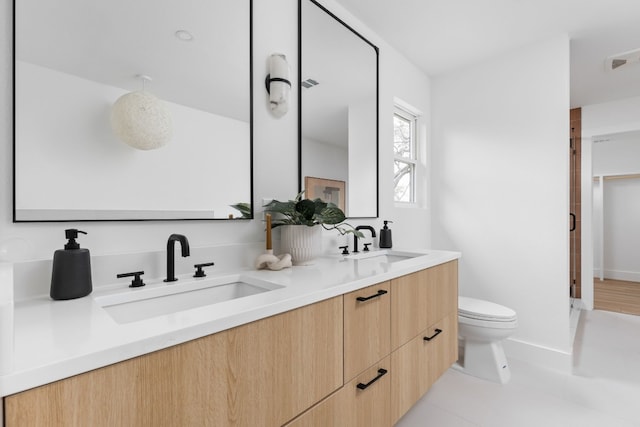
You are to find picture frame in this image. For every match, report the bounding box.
[305,176,346,211]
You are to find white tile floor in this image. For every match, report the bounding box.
[396,309,640,427]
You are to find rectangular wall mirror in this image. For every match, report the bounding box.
[299,0,379,218]
[13,0,253,221]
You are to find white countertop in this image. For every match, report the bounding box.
[0,249,460,397]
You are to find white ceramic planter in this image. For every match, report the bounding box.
[280,225,321,266]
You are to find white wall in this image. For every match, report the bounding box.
[301,137,347,183]
[582,96,640,137]
[348,102,377,217]
[431,36,572,366]
[594,178,640,281]
[593,134,640,176]
[0,0,431,262]
[16,61,250,217]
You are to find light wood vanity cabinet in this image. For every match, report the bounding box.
[4,297,344,427]
[4,260,458,427]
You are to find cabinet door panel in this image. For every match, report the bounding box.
[4,297,344,427]
[286,356,391,427]
[391,260,458,349]
[344,282,391,381]
[390,314,457,424]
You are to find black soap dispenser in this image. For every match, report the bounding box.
[379,220,393,249]
[50,229,93,300]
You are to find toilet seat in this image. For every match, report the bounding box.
[458,296,517,322]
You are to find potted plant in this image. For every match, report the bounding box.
[264,192,363,265]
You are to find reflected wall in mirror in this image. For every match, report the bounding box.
[299,0,378,218]
[13,0,253,221]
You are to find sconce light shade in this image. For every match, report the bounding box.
[266,53,291,118]
[111,91,173,150]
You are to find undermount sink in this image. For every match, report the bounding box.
[346,249,426,263]
[95,275,283,324]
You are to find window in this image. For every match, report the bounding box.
[393,106,418,203]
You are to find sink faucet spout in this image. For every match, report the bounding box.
[354,225,376,253]
[165,234,190,282]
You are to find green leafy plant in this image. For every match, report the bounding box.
[264,192,363,237]
[230,202,252,219]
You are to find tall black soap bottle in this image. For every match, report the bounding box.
[379,220,393,249]
[50,229,93,300]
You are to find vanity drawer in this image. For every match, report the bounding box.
[391,260,458,349]
[390,313,458,424]
[286,356,391,427]
[344,282,391,381]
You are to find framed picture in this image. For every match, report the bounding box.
[305,177,346,211]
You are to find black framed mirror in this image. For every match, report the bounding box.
[299,0,379,218]
[13,0,253,221]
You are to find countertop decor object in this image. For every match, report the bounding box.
[263,191,363,265]
[255,214,292,270]
[50,229,92,300]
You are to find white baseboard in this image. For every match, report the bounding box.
[593,269,640,282]
[503,338,573,373]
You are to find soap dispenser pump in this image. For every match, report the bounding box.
[379,220,393,249]
[50,229,93,300]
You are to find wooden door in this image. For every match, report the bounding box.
[570,107,582,298]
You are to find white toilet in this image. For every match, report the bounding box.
[455,296,518,384]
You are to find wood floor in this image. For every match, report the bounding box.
[594,278,640,315]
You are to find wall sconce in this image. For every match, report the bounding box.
[265,53,291,118]
[111,75,173,150]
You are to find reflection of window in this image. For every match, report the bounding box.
[394,106,418,203]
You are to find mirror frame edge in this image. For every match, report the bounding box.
[298,0,379,219]
[11,0,255,223]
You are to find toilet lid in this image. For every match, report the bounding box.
[458,296,517,322]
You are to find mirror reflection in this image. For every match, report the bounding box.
[14,0,253,221]
[300,0,378,218]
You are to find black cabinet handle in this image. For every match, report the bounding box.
[423,328,443,342]
[356,289,388,302]
[356,368,388,390]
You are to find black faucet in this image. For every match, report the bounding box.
[353,225,376,253]
[164,234,190,282]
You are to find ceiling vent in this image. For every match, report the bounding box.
[605,48,640,71]
[301,78,319,89]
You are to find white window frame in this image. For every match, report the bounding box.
[393,102,421,205]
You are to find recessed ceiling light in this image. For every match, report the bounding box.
[175,30,194,42]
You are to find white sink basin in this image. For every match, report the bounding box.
[346,249,426,263]
[95,275,283,324]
